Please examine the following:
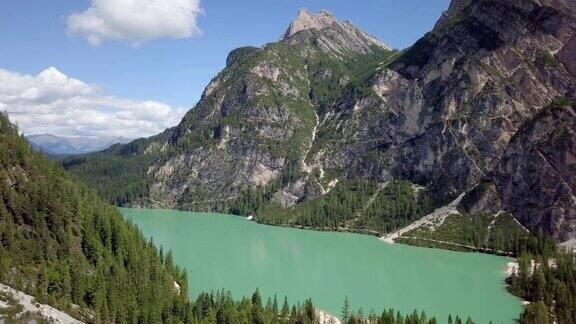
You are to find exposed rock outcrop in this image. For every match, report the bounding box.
[281,9,392,55]
[492,102,576,241]
[0,283,84,323]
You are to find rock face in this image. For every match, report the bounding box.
[492,102,576,240]
[282,9,338,39]
[66,0,576,241]
[281,9,392,54]
[118,10,396,210]
[381,0,575,240]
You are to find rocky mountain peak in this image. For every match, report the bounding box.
[281,8,338,40]
[281,8,392,54]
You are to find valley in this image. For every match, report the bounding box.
[65,0,576,250]
[1,0,576,323]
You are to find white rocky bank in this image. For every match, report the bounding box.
[0,283,83,323]
[316,309,342,324]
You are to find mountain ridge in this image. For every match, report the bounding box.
[64,0,576,245]
[27,133,132,155]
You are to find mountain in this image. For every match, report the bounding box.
[63,9,398,209]
[64,1,576,247]
[281,9,392,53]
[26,134,132,156]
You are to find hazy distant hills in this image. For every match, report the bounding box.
[26,134,132,155]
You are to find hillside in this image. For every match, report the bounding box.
[0,112,341,324]
[0,112,190,322]
[64,0,576,248]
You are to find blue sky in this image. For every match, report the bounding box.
[0,0,450,137]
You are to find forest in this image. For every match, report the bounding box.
[0,110,475,324]
[0,111,476,324]
[231,179,434,236]
[189,290,477,324]
[0,112,190,322]
[509,246,576,323]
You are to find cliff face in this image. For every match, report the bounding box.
[66,1,576,242]
[385,0,575,201]
[470,100,576,241]
[281,9,392,55]
[138,10,394,210]
[295,0,576,239]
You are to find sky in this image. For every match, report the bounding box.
[0,0,450,138]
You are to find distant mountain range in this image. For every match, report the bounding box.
[26,134,132,155]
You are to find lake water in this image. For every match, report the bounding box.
[121,208,522,323]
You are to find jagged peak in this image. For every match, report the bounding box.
[280,9,392,52]
[281,8,338,40]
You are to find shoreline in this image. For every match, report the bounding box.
[125,207,525,323]
[122,206,521,257]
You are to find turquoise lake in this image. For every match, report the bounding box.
[121,208,522,323]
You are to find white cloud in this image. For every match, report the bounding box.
[0,67,187,138]
[67,0,203,46]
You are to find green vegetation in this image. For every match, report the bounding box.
[232,179,434,236]
[340,296,474,324]
[4,111,464,324]
[508,241,576,323]
[189,289,317,324]
[308,46,397,110]
[3,112,351,324]
[63,41,397,211]
[396,208,576,323]
[61,131,171,206]
[189,290,480,324]
[398,212,539,255]
[0,113,189,322]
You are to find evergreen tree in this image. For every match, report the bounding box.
[342,295,351,322]
[251,289,264,324]
[520,302,550,324]
[281,295,290,319]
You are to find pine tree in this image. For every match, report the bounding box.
[251,289,264,324]
[304,298,315,322]
[342,295,351,322]
[281,295,290,319]
[532,266,546,301]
